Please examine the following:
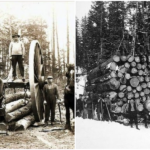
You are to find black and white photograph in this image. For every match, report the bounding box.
[0,1,75,149]
[76,1,150,149]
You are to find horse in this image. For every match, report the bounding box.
[64,64,74,130]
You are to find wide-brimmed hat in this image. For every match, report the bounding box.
[47,76,53,79]
[12,33,20,38]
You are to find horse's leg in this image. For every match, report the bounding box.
[65,105,71,130]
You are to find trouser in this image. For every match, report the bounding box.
[87,109,93,119]
[76,111,80,117]
[130,111,138,127]
[45,99,56,122]
[12,55,24,77]
[83,108,88,119]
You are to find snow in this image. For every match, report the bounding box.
[76,117,150,149]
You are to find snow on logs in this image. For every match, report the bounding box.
[3,92,35,131]
[86,55,150,115]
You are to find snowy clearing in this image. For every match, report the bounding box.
[76,117,150,149]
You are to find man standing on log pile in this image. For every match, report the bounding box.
[9,33,25,82]
[128,100,140,130]
[43,76,60,126]
[76,94,83,117]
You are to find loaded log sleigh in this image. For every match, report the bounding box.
[0,40,73,133]
[86,52,150,125]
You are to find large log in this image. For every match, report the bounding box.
[137,63,142,70]
[120,76,127,84]
[136,85,142,91]
[96,78,120,93]
[124,62,130,68]
[5,102,32,122]
[121,56,127,62]
[125,73,131,79]
[88,56,119,80]
[141,83,147,89]
[6,99,28,113]
[131,68,138,74]
[101,91,117,102]
[127,86,132,92]
[127,92,134,99]
[91,72,111,84]
[131,61,136,67]
[119,85,126,91]
[134,93,140,98]
[118,92,124,98]
[138,76,144,82]
[138,70,143,76]
[130,76,139,87]
[128,55,134,62]
[14,114,35,130]
[5,92,31,104]
[135,56,140,63]
[144,88,150,95]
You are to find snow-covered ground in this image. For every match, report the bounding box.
[76,117,150,149]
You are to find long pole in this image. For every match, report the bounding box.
[52,5,55,77]
[67,5,70,64]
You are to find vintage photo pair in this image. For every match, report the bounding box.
[0,1,150,150]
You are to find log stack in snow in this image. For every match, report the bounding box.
[86,54,150,117]
[3,92,35,131]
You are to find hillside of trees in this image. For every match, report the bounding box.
[76,1,150,72]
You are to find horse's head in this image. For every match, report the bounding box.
[66,64,74,91]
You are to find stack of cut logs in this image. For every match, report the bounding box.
[86,55,150,118]
[3,92,35,130]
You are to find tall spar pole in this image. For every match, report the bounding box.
[67,4,70,64]
[52,5,55,77]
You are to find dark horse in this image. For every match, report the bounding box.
[64,64,74,130]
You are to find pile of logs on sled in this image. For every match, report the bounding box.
[86,55,150,122]
[3,92,35,131]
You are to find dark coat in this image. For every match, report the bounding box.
[76,99,83,111]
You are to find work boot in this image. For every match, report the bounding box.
[12,76,17,82]
[145,124,148,128]
[22,77,25,82]
[136,126,140,130]
[44,122,48,127]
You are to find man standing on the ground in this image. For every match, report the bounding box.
[9,33,25,81]
[76,94,83,117]
[43,76,60,126]
[83,97,88,119]
[86,93,93,119]
[128,99,140,130]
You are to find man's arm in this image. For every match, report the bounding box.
[9,42,12,58]
[55,85,60,99]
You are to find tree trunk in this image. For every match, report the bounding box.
[130,76,139,87]
[5,92,31,104]
[14,114,35,130]
[5,102,32,122]
[6,99,28,113]
[96,78,120,93]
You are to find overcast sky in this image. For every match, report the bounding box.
[76,1,92,20]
